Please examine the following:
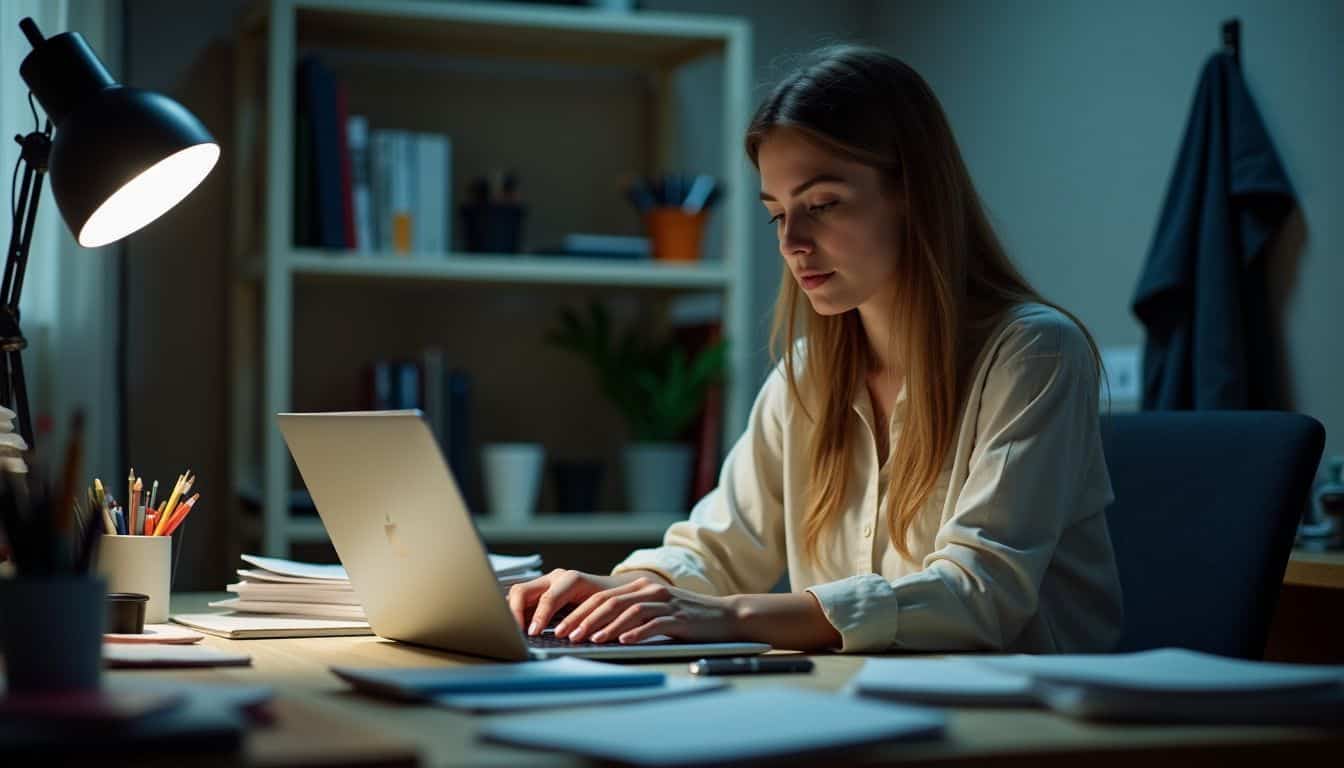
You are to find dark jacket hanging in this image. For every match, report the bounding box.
[1131,52,1296,410]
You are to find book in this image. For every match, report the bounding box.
[851,648,1344,725]
[347,115,373,251]
[171,612,373,640]
[297,55,345,249]
[207,597,366,620]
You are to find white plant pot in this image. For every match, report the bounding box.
[623,441,693,517]
[482,442,546,524]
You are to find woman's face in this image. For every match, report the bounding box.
[758,128,903,316]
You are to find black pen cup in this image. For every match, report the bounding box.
[0,576,105,695]
[106,592,149,634]
[460,203,526,253]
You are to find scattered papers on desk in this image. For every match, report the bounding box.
[480,687,945,766]
[219,551,543,621]
[333,657,663,700]
[850,648,1344,725]
[103,643,252,669]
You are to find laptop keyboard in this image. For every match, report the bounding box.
[526,631,615,649]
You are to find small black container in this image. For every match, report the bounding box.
[551,460,603,514]
[460,203,525,253]
[106,592,149,634]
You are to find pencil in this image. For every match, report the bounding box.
[162,493,199,536]
[153,473,186,536]
[127,468,135,528]
[147,479,159,518]
[95,479,115,535]
[130,477,143,537]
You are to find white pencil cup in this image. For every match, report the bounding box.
[95,535,172,623]
[482,442,545,523]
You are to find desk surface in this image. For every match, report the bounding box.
[1285,549,1344,589]
[139,594,1344,768]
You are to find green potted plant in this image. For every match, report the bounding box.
[546,301,726,516]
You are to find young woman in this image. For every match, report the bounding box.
[508,45,1123,654]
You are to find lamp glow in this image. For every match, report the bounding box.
[78,142,219,248]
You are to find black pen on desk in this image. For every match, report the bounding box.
[689,656,815,676]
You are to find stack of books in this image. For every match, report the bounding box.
[209,553,543,621]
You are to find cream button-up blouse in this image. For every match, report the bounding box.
[612,303,1124,653]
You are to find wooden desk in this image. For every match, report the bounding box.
[126,594,1344,768]
[1284,549,1344,590]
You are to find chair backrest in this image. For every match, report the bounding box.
[1101,411,1324,659]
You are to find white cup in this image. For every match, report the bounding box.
[95,535,172,623]
[482,442,545,523]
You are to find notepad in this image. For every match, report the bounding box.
[103,644,252,669]
[480,687,945,766]
[433,676,727,713]
[171,612,372,639]
[849,656,1039,706]
[332,657,664,702]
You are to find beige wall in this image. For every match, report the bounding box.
[874,0,1343,467]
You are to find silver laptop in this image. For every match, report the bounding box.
[276,410,771,661]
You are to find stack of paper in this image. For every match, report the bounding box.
[850,648,1344,725]
[207,552,543,621]
[0,405,27,473]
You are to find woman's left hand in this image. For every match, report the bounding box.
[551,576,739,645]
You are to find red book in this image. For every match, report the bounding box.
[335,83,356,249]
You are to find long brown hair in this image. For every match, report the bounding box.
[745,45,1101,563]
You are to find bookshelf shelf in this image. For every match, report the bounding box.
[288,250,734,288]
[239,484,678,545]
[231,0,754,557]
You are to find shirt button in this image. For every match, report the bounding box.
[862,524,873,538]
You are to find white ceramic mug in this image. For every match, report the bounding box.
[482,442,546,523]
[95,535,172,623]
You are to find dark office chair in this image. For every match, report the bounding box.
[1101,411,1325,659]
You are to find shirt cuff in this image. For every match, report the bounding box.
[806,574,900,653]
[611,547,719,595]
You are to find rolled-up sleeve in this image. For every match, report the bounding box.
[806,320,1101,653]
[612,367,789,596]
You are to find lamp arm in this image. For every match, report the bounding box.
[0,124,51,450]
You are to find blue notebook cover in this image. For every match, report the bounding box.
[331,658,664,702]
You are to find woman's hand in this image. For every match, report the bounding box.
[551,577,740,645]
[508,569,664,636]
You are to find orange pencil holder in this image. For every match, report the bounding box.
[644,207,708,262]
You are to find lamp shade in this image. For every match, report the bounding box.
[19,22,219,248]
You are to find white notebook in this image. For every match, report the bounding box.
[480,687,945,765]
[171,612,372,639]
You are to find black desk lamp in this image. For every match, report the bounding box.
[5,17,218,449]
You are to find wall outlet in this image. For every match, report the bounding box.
[1100,345,1141,404]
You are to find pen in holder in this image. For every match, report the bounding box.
[644,207,707,262]
[95,535,171,623]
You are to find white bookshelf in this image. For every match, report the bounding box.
[230,0,754,556]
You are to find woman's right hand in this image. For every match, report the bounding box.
[507,569,664,636]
